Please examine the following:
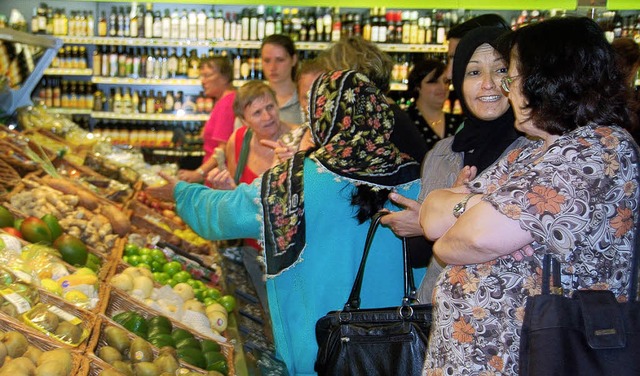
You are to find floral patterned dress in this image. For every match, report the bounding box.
[424,124,640,376]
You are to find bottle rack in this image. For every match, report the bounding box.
[0,28,62,115]
[58,35,447,53]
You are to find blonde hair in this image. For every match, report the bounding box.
[316,36,393,93]
[233,81,277,118]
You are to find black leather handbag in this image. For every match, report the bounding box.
[314,212,432,376]
[519,239,640,375]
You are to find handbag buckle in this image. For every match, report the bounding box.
[398,305,414,319]
[338,311,352,323]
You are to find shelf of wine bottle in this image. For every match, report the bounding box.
[91,111,209,121]
[48,108,92,115]
[59,36,447,53]
[44,68,93,76]
[91,77,202,86]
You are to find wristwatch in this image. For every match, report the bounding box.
[453,193,476,218]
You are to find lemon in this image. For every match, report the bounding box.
[64,290,89,303]
[40,278,63,296]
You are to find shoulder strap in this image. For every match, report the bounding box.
[344,212,416,311]
[234,128,252,184]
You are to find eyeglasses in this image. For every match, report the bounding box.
[501,75,520,93]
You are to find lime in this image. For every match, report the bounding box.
[150,248,167,263]
[128,255,141,266]
[139,247,152,256]
[205,288,222,300]
[150,261,165,273]
[162,261,183,276]
[165,278,177,287]
[138,263,151,271]
[218,295,236,313]
[173,271,191,284]
[123,243,140,256]
[152,272,170,285]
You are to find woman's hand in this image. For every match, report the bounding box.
[207,168,237,190]
[145,172,178,202]
[177,169,204,183]
[379,193,424,237]
[453,165,477,187]
[260,139,296,165]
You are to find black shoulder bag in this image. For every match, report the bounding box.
[519,216,640,375]
[314,212,432,376]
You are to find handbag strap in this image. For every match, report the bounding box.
[234,128,252,184]
[344,212,417,311]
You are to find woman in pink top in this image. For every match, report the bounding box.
[178,56,236,183]
[206,81,296,190]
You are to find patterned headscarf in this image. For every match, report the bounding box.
[261,70,419,277]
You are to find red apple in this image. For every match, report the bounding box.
[2,227,22,239]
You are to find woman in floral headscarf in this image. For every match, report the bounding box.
[148,70,422,376]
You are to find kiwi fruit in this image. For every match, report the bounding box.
[153,353,179,375]
[111,360,134,376]
[133,362,160,376]
[104,326,131,353]
[37,348,73,374]
[2,331,29,358]
[34,361,68,376]
[22,345,43,364]
[54,321,83,344]
[129,337,153,363]
[37,311,60,333]
[97,346,123,364]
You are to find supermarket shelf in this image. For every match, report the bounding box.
[48,108,92,115]
[144,148,205,157]
[92,77,202,86]
[389,82,408,91]
[44,68,93,76]
[91,111,209,121]
[59,36,447,53]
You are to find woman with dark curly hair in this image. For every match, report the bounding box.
[420,17,640,375]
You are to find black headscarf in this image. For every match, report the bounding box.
[450,26,520,174]
[261,70,419,276]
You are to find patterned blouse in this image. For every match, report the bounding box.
[424,124,640,376]
[406,103,463,151]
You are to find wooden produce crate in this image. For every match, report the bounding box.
[103,286,234,375]
[88,315,220,375]
[0,314,84,375]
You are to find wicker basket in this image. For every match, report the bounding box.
[0,158,21,195]
[88,315,215,375]
[0,138,41,176]
[102,287,235,375]
[0,314,84,374]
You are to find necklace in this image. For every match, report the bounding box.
[429,119,443,127]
